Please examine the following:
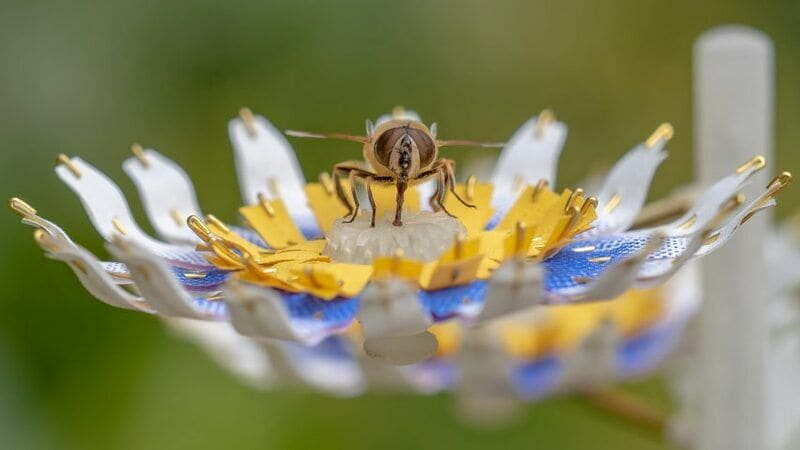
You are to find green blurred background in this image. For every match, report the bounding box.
[1,0,798,449]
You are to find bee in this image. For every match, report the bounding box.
[287,109,503,227]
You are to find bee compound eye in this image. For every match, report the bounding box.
[407,128,436,168]
[373,127,406,166]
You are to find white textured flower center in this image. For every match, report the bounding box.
[324,211,466,264]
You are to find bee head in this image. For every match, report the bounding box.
[373,124,436,180]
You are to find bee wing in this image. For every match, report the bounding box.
[437,139,506,148]
[285,130,367,143]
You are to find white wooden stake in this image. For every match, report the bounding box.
[694,26,774,450]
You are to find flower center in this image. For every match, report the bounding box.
[324,211,466,264]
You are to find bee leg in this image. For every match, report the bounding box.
[428,194,442,212]
[365,176,377,227]
[428,172,445,212]
[436,167,457,219]
[393,181,408,226]
[332,165,355,218]
[444,160,476,209]
[344,170,360,223]
[333,164,383,223]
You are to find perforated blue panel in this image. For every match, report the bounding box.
[409,359,458,392]
[543,238,644,292]
[280,291,361,327]
[615,321,683,377]
[172,267,230,291]
[287,336,353,359]
[191,296,228,319]
[187,287,360,332]
[159,248,218,269]
[418,281,488,320]
[300,224,322,240]
[513,355,563,400]
[485,213,501,230]
[543,234,691,292]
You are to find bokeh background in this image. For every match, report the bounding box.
[1,1,798,449]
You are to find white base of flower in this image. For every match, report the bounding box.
[324,211,465,264]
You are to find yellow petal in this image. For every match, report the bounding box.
[240,199,306,249]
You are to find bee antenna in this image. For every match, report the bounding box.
[285,130,367,143]
[436,139,505,148]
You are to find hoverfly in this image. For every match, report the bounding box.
[286,109,503,227]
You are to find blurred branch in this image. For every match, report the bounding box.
[581,387,668,433]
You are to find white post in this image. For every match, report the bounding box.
[694,26,774,450]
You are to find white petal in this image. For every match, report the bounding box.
[228,112,318,234]
[123,148,202,245]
